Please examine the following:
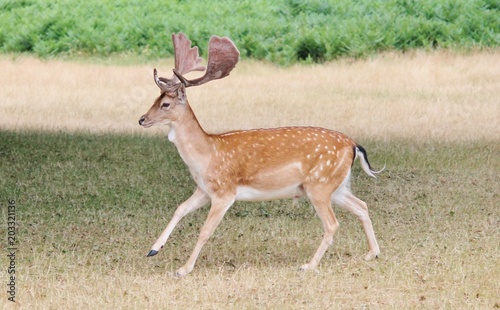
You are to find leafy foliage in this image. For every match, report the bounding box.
[0,0,498,65]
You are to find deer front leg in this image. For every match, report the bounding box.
[147,187,209,256]
[175,195,235,277]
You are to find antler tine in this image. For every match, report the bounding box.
[153,33,207,91]
[173,35,240,88]
[172,33,206,79]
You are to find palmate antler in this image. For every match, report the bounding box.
[154,33,239,91]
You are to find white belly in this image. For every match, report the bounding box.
[236,184,303,201]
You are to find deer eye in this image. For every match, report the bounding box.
[161,103,171,109]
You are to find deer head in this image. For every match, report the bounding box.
[138,33,239,128]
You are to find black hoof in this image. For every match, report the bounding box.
[147,250,158,257]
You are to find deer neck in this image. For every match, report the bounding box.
[168,104,212,173]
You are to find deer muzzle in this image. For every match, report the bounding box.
[139,115,150,127]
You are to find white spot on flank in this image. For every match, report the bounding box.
[326,160,331,166]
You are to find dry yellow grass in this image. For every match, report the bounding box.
[1,50,499,142]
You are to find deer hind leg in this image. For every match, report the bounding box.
[175,195,235,277]
[148,187,209,256]
[332,186,380,260]
[300,184,339,271]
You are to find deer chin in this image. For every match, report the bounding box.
[140,119,171,128]
[139,121,155,128]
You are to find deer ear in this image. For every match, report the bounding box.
[177,84,187,105]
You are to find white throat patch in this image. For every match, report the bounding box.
[167,127,177,142]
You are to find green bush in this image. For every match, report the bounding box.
[0,0,498,65]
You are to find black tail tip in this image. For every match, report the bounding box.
[147,250,158,257]
[355,145,373,168]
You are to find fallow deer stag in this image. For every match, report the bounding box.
[139,33,382,277]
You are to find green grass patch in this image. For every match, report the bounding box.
[1,130,499,307]
[1,0,498,65]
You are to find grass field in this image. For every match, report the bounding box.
[1,50,499,141]
[1,51,499,308]
[0,132,498,308]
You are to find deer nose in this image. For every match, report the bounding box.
[139,116,145,125]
